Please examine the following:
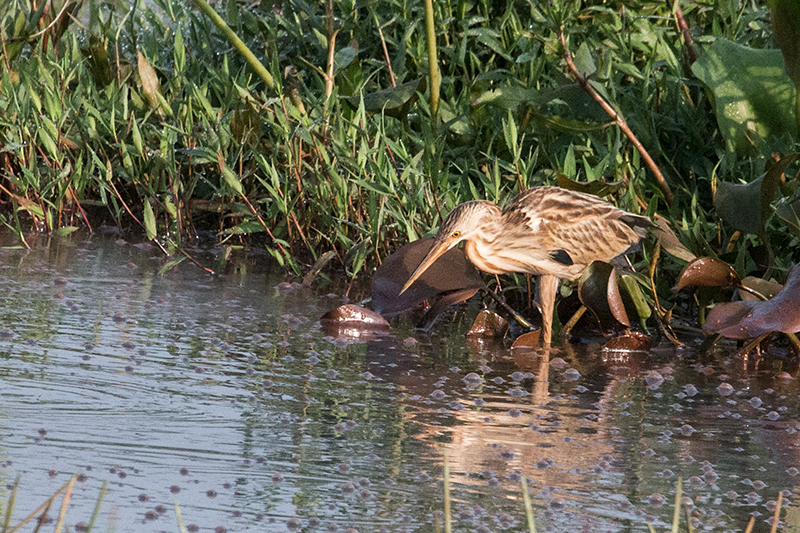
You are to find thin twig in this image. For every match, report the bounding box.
[558,29,674,205]
[669,0,697,64]
[375,15,397,87]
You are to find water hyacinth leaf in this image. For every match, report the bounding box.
[320,305,390,338]
[777,198,800,237]
[371,238,485,317]
[578,261,630,330]
[768,0,800,89]
[511,330,541,350]
[674,257,740,291]
[321,305,389,329]
[703,263,800,339]
[691,38,797,157]
[740,276,783,301]
[143,200,156,241]
[466,310,509,338]
[602,331,653,352]
[714,153,798,235]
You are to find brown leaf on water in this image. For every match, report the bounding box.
[602,331,654,352]
[674,257,740,291]
[511,330,541,350]
[703,263,800,339]
[578,261,630,330]
[321,305,389,329]
[466,310,509,338]
[371,238,485,317]
[740,276,783,301]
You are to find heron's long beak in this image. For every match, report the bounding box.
[399,238,456,295]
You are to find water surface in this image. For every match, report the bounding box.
[1,233,799,532]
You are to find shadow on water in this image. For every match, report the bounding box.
[0,231,799,532]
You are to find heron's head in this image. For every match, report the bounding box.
[399,201,497,295]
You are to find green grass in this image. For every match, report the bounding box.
[0,0,798,328]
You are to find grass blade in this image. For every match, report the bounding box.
[85,480,107,532]
[521,477,537,533]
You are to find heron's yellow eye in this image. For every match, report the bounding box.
[452,231,461,238]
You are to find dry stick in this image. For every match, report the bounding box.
[53,475,77,533]
[375,15,397,87]
[770,492,783,533]
[237,191,290,257]
[558,30,674,205]
[6,478,72,533]
[670,0,697,64]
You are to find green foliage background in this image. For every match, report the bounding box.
[0,0,798,287]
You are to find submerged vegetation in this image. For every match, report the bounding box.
[1,0,799,338]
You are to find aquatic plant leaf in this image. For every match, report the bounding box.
[768,0,800,88]
[653,219,696,262]
[137,50,162,111]
[224,220,265,235]
[320,304,390,329]
[511,330,541,350]
[602,331,653,352]
[143,200,156,241]
[777,197,800,237]
[157,256,185,275]
[703,263,800,339]
[619,274,652,321]
[555,174,625,197]
[345,78,422,114]
[416,288,480,331]
[714,153,798,235]
[53,226,78,237]
[371,238,485,317]
[674,257,740,291]
[740,276,783,301]
[691,38,797,157]
[578,261,630,330]
[466,310,509,338]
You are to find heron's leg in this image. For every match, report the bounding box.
[538,274,559,345]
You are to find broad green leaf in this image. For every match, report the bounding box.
[467,28,511,61]
[137,50,161,111]
[714,153,798,234]
[174,26,185,74]
[619,274,652,321]
[53,226,79,236]
[334,46,358,73]
[768,0,800,87]
[574,42,597,78]
[157,256,186,276]
[692,38,797,157]
[345,78,421,114]
[222,164,244,196]
[224,220,266,235]
[143,200,157,241]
